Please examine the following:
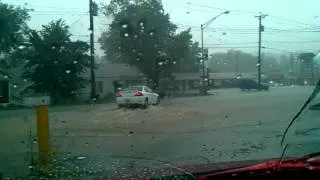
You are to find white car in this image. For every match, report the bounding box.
[116,85,160,108]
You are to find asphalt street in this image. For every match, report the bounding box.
[0,86,318,178]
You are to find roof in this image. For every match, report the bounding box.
[172,72,258,80]
[84,62,142,78]
[172,73,199,80]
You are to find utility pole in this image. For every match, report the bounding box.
[235,51,239,74]
[289,54,294,85]
[255,14,267,91]
[200,24,205,94]
[89,0,97,99]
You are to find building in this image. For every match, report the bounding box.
[79,61,261,99]
[299,53,316,85]
[79,62,144,99]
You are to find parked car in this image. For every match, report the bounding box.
[238,79,269,91]
[115,85,160,108]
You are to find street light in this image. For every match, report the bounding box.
[200,10,229,94]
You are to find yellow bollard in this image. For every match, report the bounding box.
[36,105,51,165]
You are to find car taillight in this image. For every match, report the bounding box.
[134,91,143,96]
[115,92,122,97]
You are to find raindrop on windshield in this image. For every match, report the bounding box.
[18,45,25,49]
[13,84,18,88]
[124,33,129,37]
[134,34,138,38]
[51,46,56,50]
[23,79,27,82]
[4,75,8,79]
[149,31,154,36]
[121,24,128,28]
[136,57,140,61]
[158,62,164,66]
[172,61,177,64]
[77,156,87,160]
[139,22,144,27]
[54,61,58,64]
[65,70,71,74]
[73,60,77,64]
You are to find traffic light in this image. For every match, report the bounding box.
[92,2,98,16]
[203,48,209,60]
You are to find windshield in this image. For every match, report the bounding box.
[0,0,319,179]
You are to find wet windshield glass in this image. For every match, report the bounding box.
[282,55,320,158]
[0,0,319,179]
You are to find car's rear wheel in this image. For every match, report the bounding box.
[143,99,149,109]
[155,97,160,105]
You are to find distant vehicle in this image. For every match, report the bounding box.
[116,85,160,108]
[238,79,269,91]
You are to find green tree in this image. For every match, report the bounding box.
[99,0,200,88]
[22,19,90,103]
[208,50,257,73]
[0,2,30,74]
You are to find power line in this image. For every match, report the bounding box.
[174,0,257,15]
[264,40,320,44]
[204,46,257,49]
[206,42,258,45]
[175,22,320,33]
[69,14,87,28]
[9,3,87,11]
[205,40,320,46]
[262,47,299,54]
[269,15,320,29]
[31,13,88,16]
[30,10,88,13]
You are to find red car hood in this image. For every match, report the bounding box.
[197,157,320,179]
[96,157,320,180]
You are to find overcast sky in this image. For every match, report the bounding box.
[4,0,320,56]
